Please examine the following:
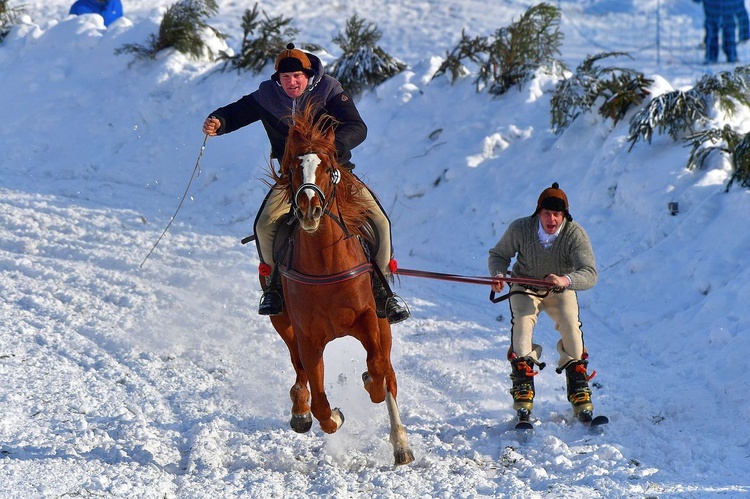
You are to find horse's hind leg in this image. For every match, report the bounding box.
[362,373,414,465]
[386,391,415,465]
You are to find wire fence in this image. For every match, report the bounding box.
[557,0,750,69]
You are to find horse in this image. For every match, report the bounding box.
[264,104,414,466]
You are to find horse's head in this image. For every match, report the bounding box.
[281,107,342,233]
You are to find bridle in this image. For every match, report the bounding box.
[287,152,349,235]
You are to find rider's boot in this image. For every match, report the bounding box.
[509,355,540,412]
[372,277,410,324]
[561,359,595,416]
[258,268,284,316]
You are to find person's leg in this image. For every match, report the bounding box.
[542,290,595,415]
[706,17,720,62]
[508,290,545,412]
[721,14,738,61]
[254,186,290,315]
[356,184,410,324]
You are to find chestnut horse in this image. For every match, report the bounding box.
[265,104,414,466]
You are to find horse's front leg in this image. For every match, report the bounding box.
[300,344,344,434]
[271,316,313,433]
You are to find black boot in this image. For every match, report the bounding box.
[372,277,410,324]
[509,356,540,412]
[561,359,594,416]
[258,270,284,316]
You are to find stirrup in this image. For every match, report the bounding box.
[384,295,410,324]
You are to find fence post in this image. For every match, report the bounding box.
[656,0,662,66]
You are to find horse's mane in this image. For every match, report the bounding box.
[272,103,370,236]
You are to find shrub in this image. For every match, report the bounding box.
[685,126,750,190]
[729,132,750,189]
[627,89,709,150]
[432,3,565,96]
[432,29,489,83]
[550,52,652,134]
[115,0,224,61]
[327,15,407,96]
[218,3,301,74]
[0,0,24,42]
[479,3,565,96]
[693,66,750,117]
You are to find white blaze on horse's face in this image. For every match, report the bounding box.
[296,152,324,231]
[299,153,321,200]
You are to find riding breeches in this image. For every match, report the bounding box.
[253,181,394,276]
[508,285,585,369]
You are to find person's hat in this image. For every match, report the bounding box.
[533,182,572,221]
[273,43,314,79]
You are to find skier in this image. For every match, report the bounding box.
[201,43,410,324]
[488,183,600,425]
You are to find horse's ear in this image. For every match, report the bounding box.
[289,127,304,146]
[323,124,335,143]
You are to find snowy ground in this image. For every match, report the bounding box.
[1,0,750,497]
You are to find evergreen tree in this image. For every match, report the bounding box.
[432,3,565,96]
[432,30,489,83]
[627,89,709,150]
[327,15,407,96]
[480,3,565,96]
[730,132,750,189]
[116,0,225,61]
[0,0,24,42]
[218,3,302,74]
[551,52,651,134]
[693,66,750,117]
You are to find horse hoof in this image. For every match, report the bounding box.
[332,407,345,428]
[394,448,415,466]
[290,412,313,433]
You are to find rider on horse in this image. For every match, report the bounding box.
[202,43,409,324]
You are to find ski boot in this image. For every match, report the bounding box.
[258,268,284,316]
[510,355,544,411]
[560,359,595,416]
[510,355,544,429]
[372,276,410,324]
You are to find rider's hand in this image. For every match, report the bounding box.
[202,116,221,136]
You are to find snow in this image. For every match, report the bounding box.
[2,0,750,497]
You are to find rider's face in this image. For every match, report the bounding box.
[279,71,310,99]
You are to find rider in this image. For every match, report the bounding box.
[202,43,410,324]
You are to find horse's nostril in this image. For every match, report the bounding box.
[312,206,323,219]
[295,208,304,220]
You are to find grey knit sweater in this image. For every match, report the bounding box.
[488,216,597,291]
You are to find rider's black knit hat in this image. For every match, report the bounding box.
[533,182,572,221]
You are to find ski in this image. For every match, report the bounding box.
[515,408,534,431]
[577,410,609,428]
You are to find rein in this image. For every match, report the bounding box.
[394,267,563,303]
